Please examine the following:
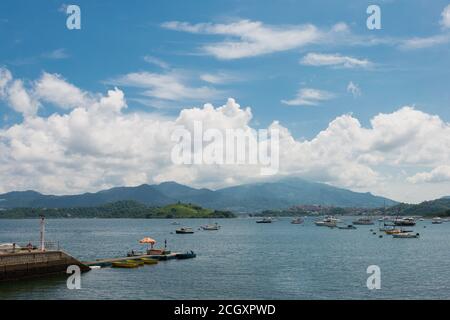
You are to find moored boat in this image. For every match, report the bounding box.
[291,217,304,224]
[432,217,443,224]
[176,251,197,259]
[393,217,416,226]
[112,261,140,268]
[392,232,420,239]
[201,223,220,230]
[176,227,194,234]
[140,258,159,265]
[385,228,403,235]
[338,224,356,230]
[315,216,338,227]
[125,259,144,266]
[353,217,374,225]
[256,217,273,223]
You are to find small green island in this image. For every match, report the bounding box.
[0,201,236,219]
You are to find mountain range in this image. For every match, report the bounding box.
[0,178,397,212]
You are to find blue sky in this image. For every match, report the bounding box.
[1,0,450,203]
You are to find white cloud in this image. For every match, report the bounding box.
[0,67,13,97]
[110,71,222,101]
[143,55,170,69]
[300,52,372,68]
[42,48,69,60]
[200,72,237,84]
[34,72,91,109]
[400,34,450,49]
[347,81,361,97]
[441,4,450,29]
[281,88,335,106]
[162,20,348,59]
[6,80,40,117]
[400,5,450,49]
[407,166,450,184]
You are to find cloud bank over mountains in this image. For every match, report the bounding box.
[1,68,449,203]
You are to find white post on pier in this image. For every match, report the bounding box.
[40,215,45,251]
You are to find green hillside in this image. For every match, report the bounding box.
[0,201,235,219]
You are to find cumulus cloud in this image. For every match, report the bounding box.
[347,81,361,97]
[281,88,335,106]
[300,52,372,68]
[161,20,348,59]
[407,166,450,184]
[34,72,91,109]
[441,4,450,29]
[6,79,40,117]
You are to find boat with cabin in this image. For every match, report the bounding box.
[256,217,273,223]
[176,227,194,234]
[315,216,339,227]
[393,217,416,226]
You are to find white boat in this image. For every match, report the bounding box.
[432,217,443,224]
[392,232,420,239]
[393,217,416,226]
[291,217,304,224]
[256,217,273,223]
[201,223,220,230]
[176,227,194,234]
[315,216,339,227]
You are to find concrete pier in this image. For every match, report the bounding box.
[0,250,90,281]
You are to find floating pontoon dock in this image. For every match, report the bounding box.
[83,252,181,268]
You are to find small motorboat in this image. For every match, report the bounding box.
[393,232,420,239]
[338,224,356,230]
[256,217,273,223]
[385,228,403,235]
[176,227,194,234]
[112,261,140,268]
[140,258,159,265]
[201,223,220,230]
[432,217,443,224]
[353,217,374,225]
[291,218,304,224]
[176,251,197,259]
[125,259,144,266]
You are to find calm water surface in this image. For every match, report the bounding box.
[0,217,449,299]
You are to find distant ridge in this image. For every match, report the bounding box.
[0,178,397,212]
